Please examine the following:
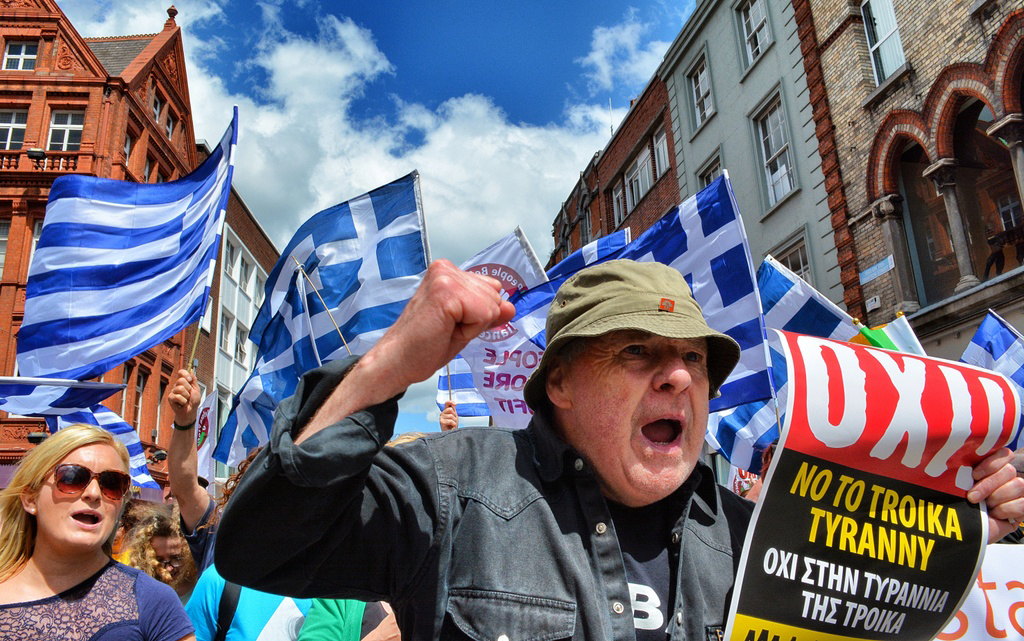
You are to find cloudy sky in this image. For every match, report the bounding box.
[62,0,695,431]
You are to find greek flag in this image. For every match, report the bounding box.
[707,255,859,472]
[45,405,160,497]
[961,309,1024,450]
[0,377,122,416]
[16,109,237,382]
[214,172,429,465]
[511,174,767,421]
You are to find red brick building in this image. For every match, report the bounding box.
[551,75,678,264]
[796,1,1024,357]
[0,2,199,483]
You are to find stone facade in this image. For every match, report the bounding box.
[659,0,839,302]
[798,0,1024,357]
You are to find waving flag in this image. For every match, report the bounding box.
[707,255,861,471]
[961,310,1024,450]
[851,313,926,355]
[511,174,766,413]
[215,172,429,465]
[0,377,123,416]
[16,109,237,382]
[435,227,548,418]
[45,405,160,499]
[195,390,217,492]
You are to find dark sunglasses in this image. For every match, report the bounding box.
[52,463,131,501]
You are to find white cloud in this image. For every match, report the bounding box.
[576,8,671,94]
[58,0,651,424]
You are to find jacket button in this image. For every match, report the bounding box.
[676,611,683,625]
[671,532,681,544]
[612,601,625,614]
[497,636,509,641]
[595,522,607,534]
[574,458,584,471]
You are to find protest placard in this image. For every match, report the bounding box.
[726,331,1020,641]
[938,543,1024,640]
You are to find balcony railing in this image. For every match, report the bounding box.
[0,149,81,172]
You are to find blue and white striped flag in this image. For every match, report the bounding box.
[0,377,123,416]
[17,109,237,382]
[45,405,160,499]
[511,175,767,413]
[961,310,1024,450]
[707,254,860,472]
[511,230,632,348]
[214,172,429,465]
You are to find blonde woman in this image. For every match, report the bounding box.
[0,424,194,641]
[124,504,198,603]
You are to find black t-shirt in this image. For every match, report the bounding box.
[608,495,684,640]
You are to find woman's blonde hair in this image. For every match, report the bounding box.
[0,425,131,581]
[123,503,196,593]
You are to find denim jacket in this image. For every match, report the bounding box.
[217,358,753,641]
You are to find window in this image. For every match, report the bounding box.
[777,239,811,283]
[998,193,1023,231]
[739,0,770,65]
[152,93,164,121]
[202,301,213,332]
[756,98,794,206]
[4,42,37,70]
[653,127,669,180]
[0,220,9,276]
[699,157,722,189]
[47,111,84,151]
[0,110,27,150]
[220,309,234,352]
[861,0,905,84]
[123,133,134,160]
[156,171,166,183]
[235,325,249,365]
[690,58,714,127]
[165,112,176,139]
[120,364,134,416]
[239,257,251,294]
[255,276,265,307]
[144,157,152,180]
[625,148,653,212]
[224,241,237,279]
[612,183,625,227]
[28,219,43,268]
[133,370,148,429]
[579,211,590,245]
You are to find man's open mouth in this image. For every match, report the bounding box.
[641,419,682,445]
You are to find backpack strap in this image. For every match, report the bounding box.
[213,580,242,641]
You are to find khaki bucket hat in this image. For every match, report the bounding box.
[522,259,741,410]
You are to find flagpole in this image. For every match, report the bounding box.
[291,256,352,357]
[446,364,452,401]
[186,323,202,374]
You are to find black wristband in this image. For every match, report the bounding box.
[172,420,195,431]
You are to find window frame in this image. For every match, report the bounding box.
[219,309,234,354]
[738,0,771,66]
[235,323,249,366]
[165,111,176,139]
[3,42,37,71]
[0,219,9,277]
[861,0,906,85]
[612,182,626,227]
[132,369,149,429]
[775,238,812,285]
[152,92,164,122]
[698,155,723,190]
[653,127,669,180]
[754,95,795,207]
[689,56,714,128]
[47,110,84,152]
[624,147,653,213]
[0,109,27,150]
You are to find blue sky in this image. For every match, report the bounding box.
[62,0,695,432]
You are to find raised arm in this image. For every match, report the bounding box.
[297,260,514,443]
[166,368,212,533]
[215,260,514,598]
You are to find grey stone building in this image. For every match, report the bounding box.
[658,0,841,303]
